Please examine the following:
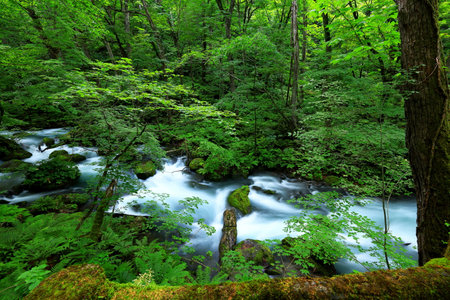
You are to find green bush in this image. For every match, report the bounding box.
[23,159,81,191]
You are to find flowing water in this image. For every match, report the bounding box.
[0,129,418,273]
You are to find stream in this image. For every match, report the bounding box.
[0,128,418,274]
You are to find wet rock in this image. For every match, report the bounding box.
[219,209,237,261]
[42,137,55,147]
[188,158,205,171]
[227,186,251,215]
[0,135,32,160]
[49,150,86,163]
[134,161,157,180]
[49,150,69,159]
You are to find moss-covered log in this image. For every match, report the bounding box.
[26,258,450,300]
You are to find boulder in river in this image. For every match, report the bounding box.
[227,186,251,215]
[188,158,205,171]
[0,135,32,160]
[49,150,86,163]
[219,208,237,261]
[134,161,157,180]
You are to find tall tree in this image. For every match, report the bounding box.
[397,0,449,265]
[289,0,300,130]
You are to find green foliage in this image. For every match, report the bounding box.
[133,192,216,247]
[29,194,89,214]
[23,159,81,191]
[0,204,30,225]
[280,192,416,273]
[15,264,51,292]
[220,250,268,282]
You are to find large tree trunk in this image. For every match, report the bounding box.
[397,0,449,265]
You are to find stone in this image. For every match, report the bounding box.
[189,158,205,171]
[49,150,69,159]
[0,135,32,160]
[42,137,55,147]
[219,209,237,261]
[134,161,156,180]
[227,186,251,215]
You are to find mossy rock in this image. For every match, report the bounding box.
[0,135,32,160]
[25,264,111,300]
[23,159,81,191]
[324,175,340,185]
[234,239,274,268]
[189,158,205,171]
[42,137,55,147]
[227,186,251,215]
[134,161,157,180]
[49,150,86,163]
[29,193,90,214]
[0,159,31,172]
[49,150,69,159]
[70,154,87,163]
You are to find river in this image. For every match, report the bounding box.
[0,128,418,273]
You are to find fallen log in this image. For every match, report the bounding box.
[25,257,450,300]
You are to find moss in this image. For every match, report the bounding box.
[22,260,450,300]
[49,150,69,159]
[134,161,157,180]
[424,257,450,268]
[0,159,31,172]
[0,135,32,160]
[234,239,274,267]
[25,264,112,300]
[324,175,340,185]
[69,154,87,163]
[227,186,251,215]
[189,158,205,171]
[42,137,55,147]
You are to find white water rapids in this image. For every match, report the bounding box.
[0,129,418,273]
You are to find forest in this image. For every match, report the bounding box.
[0,0,449,298]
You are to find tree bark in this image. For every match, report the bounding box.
[216,0,236,92]
[141,0,167,69]
[290,0,300,129]
[397,0,450,265]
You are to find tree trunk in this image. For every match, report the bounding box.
[89,179,117,241]
[141,0,167,69]
[290,0,300,129]
[397,0,450,265]
[216,0,236,92]
[121,0,132,56]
